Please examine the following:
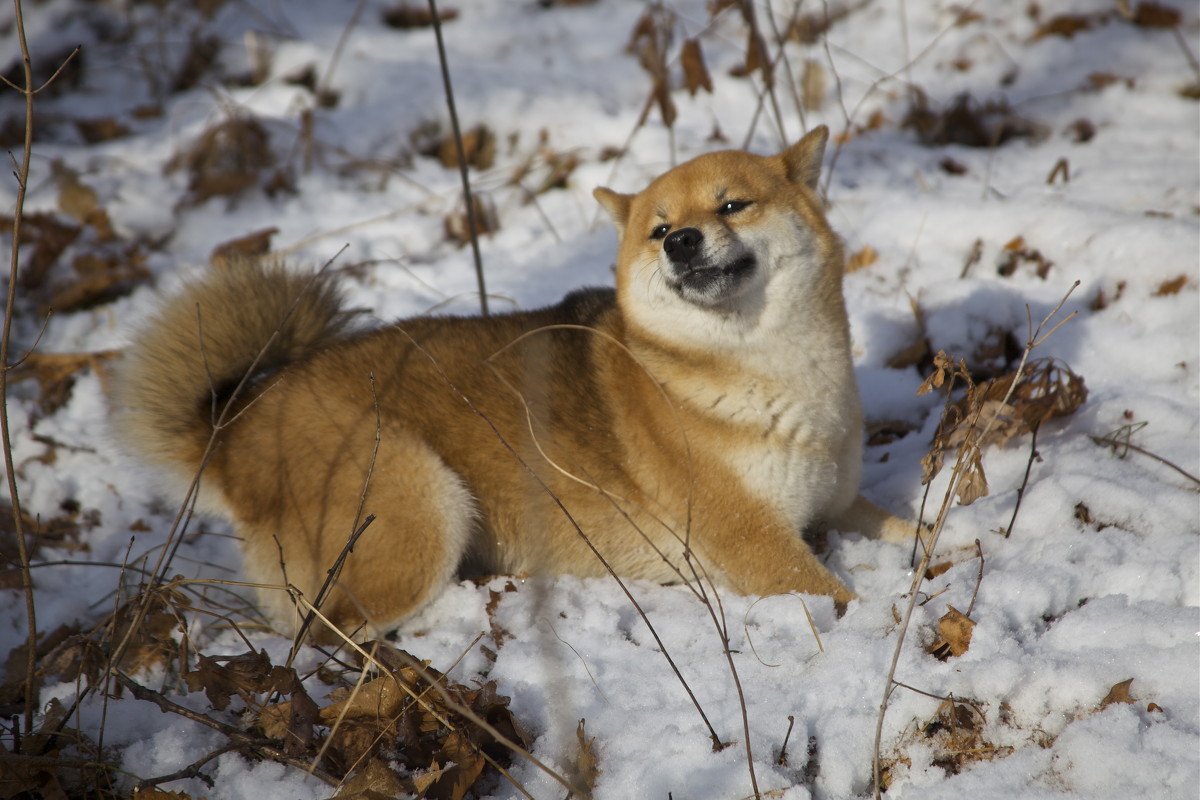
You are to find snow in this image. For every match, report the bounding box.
[1,0,1197,798]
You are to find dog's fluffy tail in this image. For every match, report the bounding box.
[110,260,350,484]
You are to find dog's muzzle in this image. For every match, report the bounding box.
[662,227,756,306]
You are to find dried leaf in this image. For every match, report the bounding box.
[1068,118,1096,143]
[10,350,119,416]
[211,227,279,265]
[730,28,770,79]
[0,212,80,291]
[436,124,495,171]
[956,451,989,506]
[382,3,459,29]
[845,244,878,273]
[575,718,600,791]
[939,156,968,175]
[1132,2,1180,28]
[866,420,920,446]
[653,75,677,128]
[1030,14,1095,41]
[172,34,221,93]
[996,236,1053,278]
[184,650,300,711]
[335,758,406,799]
[925,561,954,580]
[444,192,499,246]
[169,116,276,205]
[905,91,1043,148]
[424,730,485,799]
[258,691,319,757]
[923,357,1086,486]
[681,38,713,96]
[933,606,975,658]
[1091,279,1126,310]
[1099,678,1135,709]
[1085,72,1136,91]
[52,161,98,223]
[1153,274,1187,296]
[800,58,826,111]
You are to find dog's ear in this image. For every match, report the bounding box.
[593,187,632,236]
[779,125,829,191]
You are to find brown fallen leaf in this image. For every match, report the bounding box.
[436,124,495,171]
[928,605,976,660]
[681,38,713,96]
[1132,2,1181,28]
[801,58,826,111]
[1030,14,1096,41]
[925,561,954,580]
[169,116,277,205]
[10,350,119,415]
[1153,274,1188,296]
[575,718,600,792]
[382,3,459,29]
[212,227,279,265]
[444,192,499,246]
[846,244,878,273]
[1099,678,1135,710]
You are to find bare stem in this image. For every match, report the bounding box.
[427,0,489,316]
[2,0,54,739]
[871,282,1078,799]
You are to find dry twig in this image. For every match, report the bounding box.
[871,282,1079,799]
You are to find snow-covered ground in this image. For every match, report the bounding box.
[1,1,1197,798]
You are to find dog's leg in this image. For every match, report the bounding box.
[235,424,474,642]
[827,495,923,544]
[685,500,857,612]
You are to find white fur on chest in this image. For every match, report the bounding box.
[702,368,856,529]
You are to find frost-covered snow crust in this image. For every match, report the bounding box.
[1,1,1196,798]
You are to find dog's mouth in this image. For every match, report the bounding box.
[668,254,758,306]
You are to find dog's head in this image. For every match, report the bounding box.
[594,127,841,344]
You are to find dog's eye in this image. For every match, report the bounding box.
[717,200,752,216]
[649,224,670,240]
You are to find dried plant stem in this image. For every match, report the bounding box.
[1,0,78,738]
[134,745,235,791]
[287,374,382,658]
[821,0,980,194]
[0,5,36,735]
[394,327,729,754]
[428,0,489,316]
[107,250,348,688]
[871,282,1078,799]
[1090,434,1200,488]
[487,320,768,793]
[1004,423,1040,537]
[966,539,984,618]
[113,672,339,786]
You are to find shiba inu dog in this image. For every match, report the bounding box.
[112,126,912,640]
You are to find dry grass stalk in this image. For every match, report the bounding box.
[1,0,81,741]
[427,0,490,316]
[871,282,1081,799]
[395,325,734,756]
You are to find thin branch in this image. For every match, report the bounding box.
[394,325,729,752]
[966,539,984,618]
[1090,434,1200,488]
[1003,423,1040,538]
[112,672,339,787]
[1,0,57,738]
[133,745,234,791]
[428,0,489,316]
[287,514,376,662]
[871,282,1079,799]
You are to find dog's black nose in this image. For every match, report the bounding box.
[663,227,702,266]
